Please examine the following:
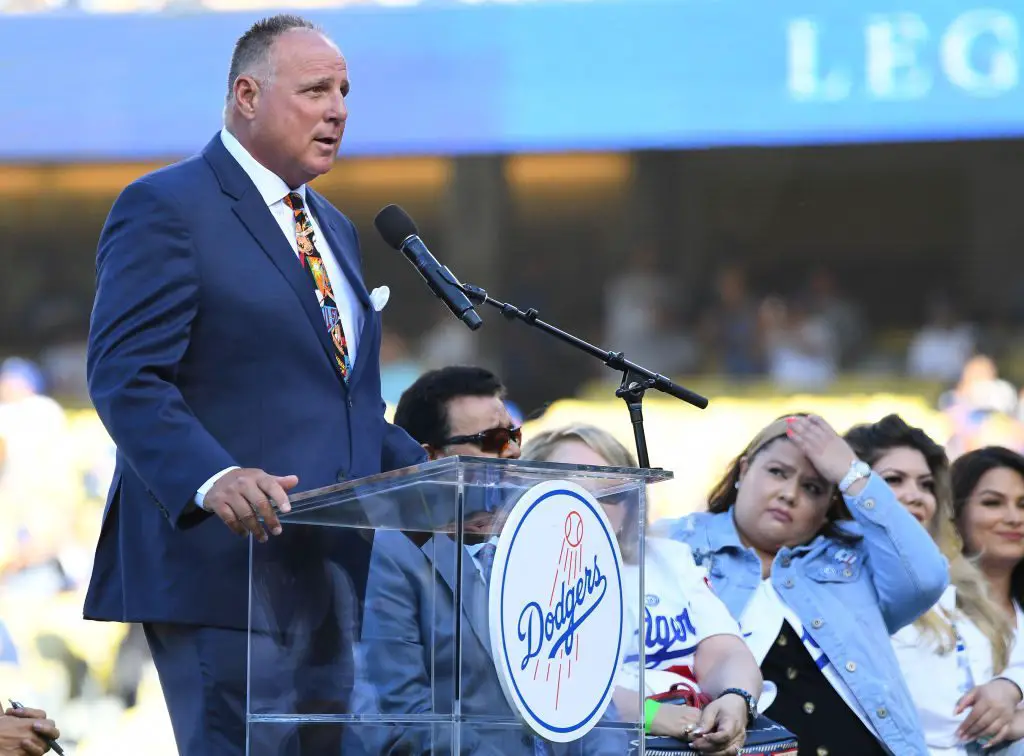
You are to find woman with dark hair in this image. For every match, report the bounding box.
[952,447,1024,624]
[665,413,949,755]
[846,415,1024,754]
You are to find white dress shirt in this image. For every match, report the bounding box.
[892,585,1024,754]
[195,129,365,509]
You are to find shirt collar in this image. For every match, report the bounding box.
[466,537,499,557]
[220,128,306,207]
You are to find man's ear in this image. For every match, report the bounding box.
[423,443,444,461]
[232,75,261,120]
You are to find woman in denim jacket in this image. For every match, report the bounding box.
[664,413,949,755]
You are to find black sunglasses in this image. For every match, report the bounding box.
[442,425,522,454]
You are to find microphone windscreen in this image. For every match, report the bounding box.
[374,204,419,250]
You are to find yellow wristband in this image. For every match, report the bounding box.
[644,698,661,733]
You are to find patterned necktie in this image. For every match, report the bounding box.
[476,542,497,584]
[283,192,351,382]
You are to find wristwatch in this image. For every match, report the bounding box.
[838,460,871,494]
[717,688,757,725]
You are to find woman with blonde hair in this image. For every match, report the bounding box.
[665,412,948,755]
[523,424,764,756]
[845,415,1024,754]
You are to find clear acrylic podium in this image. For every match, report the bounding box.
[247,455,672,755]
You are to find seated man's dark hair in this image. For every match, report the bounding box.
[394,366,506,449]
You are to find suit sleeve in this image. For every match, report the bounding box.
[88,179,237,528]
[381,415,428,472]
[360,536,502,756]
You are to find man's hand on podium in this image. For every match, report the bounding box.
[204,468,297,542]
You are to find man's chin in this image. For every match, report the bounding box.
[302,155,338,181]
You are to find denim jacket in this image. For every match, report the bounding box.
[664,473,949,756]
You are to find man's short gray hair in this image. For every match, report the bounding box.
[226,14,319,103]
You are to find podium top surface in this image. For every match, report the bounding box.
[279,456,672,532]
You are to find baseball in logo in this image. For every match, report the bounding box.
[488,480,625,742]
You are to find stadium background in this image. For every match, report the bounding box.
[2,0,1024,751]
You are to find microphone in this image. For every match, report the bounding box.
[374,204,483,331]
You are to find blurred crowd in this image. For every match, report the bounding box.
[0,357,169,754]
[600,262,1024,395]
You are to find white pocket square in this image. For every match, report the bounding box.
[369,286,390,312]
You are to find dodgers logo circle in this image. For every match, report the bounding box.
[488,479,624,742]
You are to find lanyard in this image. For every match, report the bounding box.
[954,626,976,696]
[952,619,986,756]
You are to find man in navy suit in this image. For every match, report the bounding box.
[85,14,425,755]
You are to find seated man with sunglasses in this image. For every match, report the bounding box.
[391,365,522,461]
[354,367,623,755]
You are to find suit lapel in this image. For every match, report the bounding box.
[230,191,345,384]
[424,534,494,661]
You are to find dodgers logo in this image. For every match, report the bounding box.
[489,480,624,743]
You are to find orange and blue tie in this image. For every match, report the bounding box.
[283,192,351,382]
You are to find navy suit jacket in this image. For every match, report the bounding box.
[84,134,426,630]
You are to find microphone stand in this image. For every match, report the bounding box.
[456,282,708,470]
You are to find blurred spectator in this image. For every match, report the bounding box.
[942,355,1023,458]
[946,411,1024,459]
[0,358,76,596]
[38,343,89,406]
[0,620,17,666]
[418,311,478,371]
[805,267,866,368]
[698,264,762,376]
[603,243,696,374]
[759,295,837,391]
[907,294,976,382]
[379,328,424,407]
[941,355,1018,416]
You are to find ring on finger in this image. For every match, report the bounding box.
[244,502,268,535]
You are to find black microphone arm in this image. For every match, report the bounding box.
[374,202,708,468]
[455,279,708,469]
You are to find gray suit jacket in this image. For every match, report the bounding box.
[356,530,627,755]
